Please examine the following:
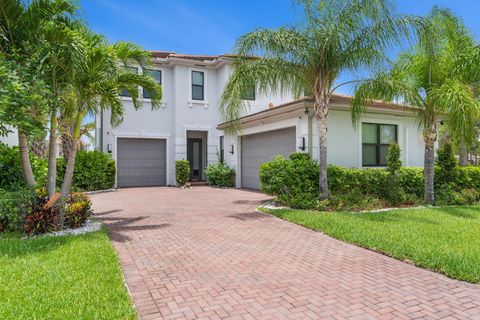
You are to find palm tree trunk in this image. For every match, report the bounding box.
[315,97,329,200]
[47,111,58,197]
[423,126,436,205]
[60,110,85,198]
[18,130,36,187]
[459,140,468,166]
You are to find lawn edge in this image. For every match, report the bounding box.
[256,206,480,285]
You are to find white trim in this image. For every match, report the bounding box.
[358,117,404,168]
[188,68,209,108]
[112,131,171,187]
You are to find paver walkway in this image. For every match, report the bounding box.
[91,187,480,320]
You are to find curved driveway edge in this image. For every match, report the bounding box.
[91,187,480,320]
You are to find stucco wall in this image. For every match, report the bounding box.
[0,127,18,146]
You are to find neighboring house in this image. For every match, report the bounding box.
[97,51,426,189]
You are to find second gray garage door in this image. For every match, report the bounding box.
[117,138,166,187]
[241,127,296,190]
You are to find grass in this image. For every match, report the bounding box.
[260,205,480,283]
[0,228,137,320]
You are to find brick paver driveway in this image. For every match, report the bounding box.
[91,187,480,320]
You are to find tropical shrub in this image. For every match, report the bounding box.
[57,151,115,191]
[0,187,35,232]
[0,143,47,190]
[64,192,92,228]
[383,143,406,205]
[175,160,190,187]
[23,189,61,235]
[205,163,235,187]
[259,153,319,209]
[436,143,458,186]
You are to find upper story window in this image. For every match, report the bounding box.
[120,66,138,97]
[143,69,161,99]
[191,71,204,100]
[241,85,256,101]
[362,123,397,166]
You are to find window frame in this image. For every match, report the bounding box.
[143,69,162,99]
[191,70,205,101]
[120,66,138,97]
[362,122,398,167]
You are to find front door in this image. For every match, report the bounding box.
[187,138,203,181]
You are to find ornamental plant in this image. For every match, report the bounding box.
[175,160,190,187]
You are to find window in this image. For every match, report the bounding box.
[219,136,224,163]
[362,123,397,166]
[241,85,256,101]
[191,71,204,100]
[143,69,161,99]
[120,67,138,97]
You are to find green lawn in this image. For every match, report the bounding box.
[261,205,480,283]
[0,229,137,320]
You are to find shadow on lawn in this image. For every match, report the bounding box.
[94,214,170,243]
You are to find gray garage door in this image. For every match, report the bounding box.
[117,138,166,187]
[241,127,296,190]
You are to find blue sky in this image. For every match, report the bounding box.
[78,0,480,94]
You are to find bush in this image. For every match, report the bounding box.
[436,143,457,185]
[57,151,115,192]
[259,153,319,209]
[0,143,47,190]
[386,143,402,174]
[64,192,92,228]
[0,187,35,233]
[175,160,190,187]
[23,189,61,236]
[205,163,235,187]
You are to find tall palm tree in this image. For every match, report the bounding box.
[0,0,76,187]
[352,7,480,204]
[59,27,163,205]
[220,0,419,199]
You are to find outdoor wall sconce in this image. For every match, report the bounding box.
[304,107,309,115]
[107,144,112,153]
[229,144,234,154]
[298,137,306,151]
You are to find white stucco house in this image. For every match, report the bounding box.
[96,51,425,189]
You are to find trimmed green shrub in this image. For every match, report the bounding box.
[205,163,235,187]
[384,143,406,205]
[259,153,319,209]
[436,143,457,185]
[0,187,35,233]
[57,151,115,191]
[175,160,190,187]
[386,143,402,173]
[0,142,47,190]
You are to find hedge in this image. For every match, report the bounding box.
[260,152,480,210]
[57,151,115,191]
[205,163,235,187]
[0,143,47,190]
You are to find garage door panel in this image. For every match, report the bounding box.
[241,127,296,189]
[117,138,166,187]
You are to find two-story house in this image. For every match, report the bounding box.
[96,51,426,189]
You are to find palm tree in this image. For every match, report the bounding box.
[0,0,76,187]
[59,27,163,205]
[220,0,418,199]
[352,7,480,204]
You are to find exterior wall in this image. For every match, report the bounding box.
[98,60,291,187]
[311,109,424,167]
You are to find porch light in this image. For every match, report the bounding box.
[298,137,306,151]
[107,144,112,153]
[229,144,234,154]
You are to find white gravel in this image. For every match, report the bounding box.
[44,220,102,237]
[260,201,290,210]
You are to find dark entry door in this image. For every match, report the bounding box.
[187,138,203,181]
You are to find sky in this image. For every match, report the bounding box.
[78,0,480,94]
